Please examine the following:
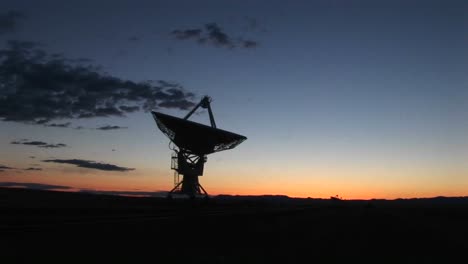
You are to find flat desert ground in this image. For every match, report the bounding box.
[1,187,467,263]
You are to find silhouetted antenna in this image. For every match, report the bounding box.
[152,96,247,199]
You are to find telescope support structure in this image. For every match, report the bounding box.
[167,149,209,199]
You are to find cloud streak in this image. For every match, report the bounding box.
[24,167,42,171]
[0,40,196,124]
[0,10,24,35]
[96,125,127,130]
[172,29,202,40]
[42,159,134,172]
[0,165,15,170]
[44,122,71,128]
[0,182,167,197]
[171,23,258,49]
[11,139,67,148]
[0,182,71,190]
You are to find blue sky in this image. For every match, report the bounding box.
[0,0,467,198]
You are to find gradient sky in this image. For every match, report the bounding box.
[1,0,467,199]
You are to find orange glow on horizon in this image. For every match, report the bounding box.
[2,167,467,200]
[1,158,466,200]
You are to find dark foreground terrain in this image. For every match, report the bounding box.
[1,188,467,263]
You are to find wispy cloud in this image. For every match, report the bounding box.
[0,165,15,170]
[96,125,128,131]
[172,29,202,40]
[0,182,71,190]
[0,182,167,197]
[44,122,71,128]
[24,167,42,171]
[42,159,134,172]
[11,139,67,148]
[171,22,258,49]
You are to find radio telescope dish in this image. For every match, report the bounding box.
[152,112,246,155]
[151,96,247,198]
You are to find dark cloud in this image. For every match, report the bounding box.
[205,23,233,47]
[42,159,134,172]
[44,122,71,128]
[0,40,196,124]
[96,125,127,130]
[0,10,24,35]
[172,29,202,40]
[171,23,258,49]
[34,119,49,125]
[119,105,140,112]
[11,139,67,148]
[24,167,42,171]
[0,165,15,170]
[0,182,71,190]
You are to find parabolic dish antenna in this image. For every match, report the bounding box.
[152,112,246,155]
[152,96,247,198]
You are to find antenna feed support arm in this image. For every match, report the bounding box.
[183,96,217,128]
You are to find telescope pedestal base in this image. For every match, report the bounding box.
[167,174,209,199]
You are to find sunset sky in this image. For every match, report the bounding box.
[0,0,467,199]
